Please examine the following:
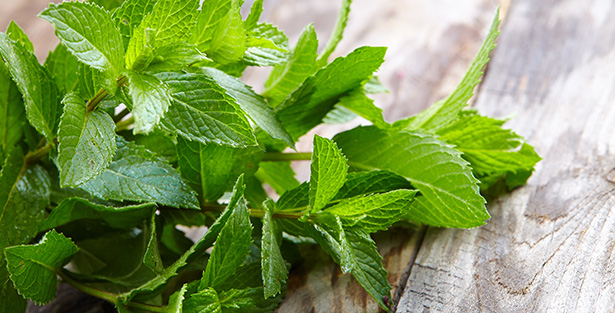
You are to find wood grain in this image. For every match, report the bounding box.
[397,0,615,312]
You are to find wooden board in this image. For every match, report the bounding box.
[396,0,615,311]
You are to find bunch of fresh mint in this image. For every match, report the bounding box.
[0,0,539,312]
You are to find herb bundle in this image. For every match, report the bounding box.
[0,0,540,312]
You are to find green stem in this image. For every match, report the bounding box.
[116,116,135,132]
[199,203,304,220]
[113,107,130,123]
[262,152,312,162]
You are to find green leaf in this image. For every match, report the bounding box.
[131,131,178,164]
[183,288,221,313]
[334,126,489,228]
[261,199,287,298]
[80,137,199,209]
[243,0,263,30]
[395,11,500,132]
[40,1,124,75]
[118,176,245,302]
[191,0,246,64]
[144,215,164,274]
[255,162,300,195]
[217,287,281,312]
[45,44,80,93]
[39,198,155,232]
[322,190,416,232]
[307,216,391,311]
[200,195,252,290]
[243,23,290,67]
[322,105,356,125]
[146,43,210,72]
[309,135,348,213]
[338,87,388,128]
[316,0,352,67]
[6,21,34,52]
[4,230,78,304]
[88,0,123,10]
[0,149,50,312]
[157,72,256,147]
[0,62,25,162]
[436,112,540,179]
[201,67,294,148]
[264,24,318,107]
[0,33,62,142]
[164,284,188,313]
[112,0,155,50]
[127,71,172,134]
[125,0,199,69]
[334,171,413,200]
[276,46,386,140]
[57,92,117,187]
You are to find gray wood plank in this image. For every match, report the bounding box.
[397,0,615,312]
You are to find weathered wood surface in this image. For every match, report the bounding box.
[397,0,615,312]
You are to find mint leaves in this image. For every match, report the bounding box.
[0,2,538,312]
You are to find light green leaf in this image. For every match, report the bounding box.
[112,0,155,50]
[316,0,352,67]
[57,92,117,187]
[0,33,62,142]
[218,287,281,312]
[118,177,245,302]
[157,72,256,147]
[307,216,391,311]
[309,135,348,213]
[125,0,198,69]
[437,112,540,178]
[127,71,171,134]
[39,198,155,232]
[6,21,34,52]
[183,288,221,313]
[4,230,78,304]
[338,87,388,128]
[45,44,80,93]
[0,149,50,312]
[200,195,252,290]
[261,199,287,298]
[80,137,199,209]
[276,46,386,140]
[395,10,500,132]
[191,0,246,64]
[323,190,416,232]
[264,24,318,107]
[201,67,294,148]
[323,104,356,124]
[334,126,489,228]
[243,0,263,30]
[0,62,25,162]
[164,284,188,313]
[243,23,290,66]
[146,43,210,72]
[255,162,300,195]
[40,1,124,75]
[364,76,388,94]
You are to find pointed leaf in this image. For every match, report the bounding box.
[202,67,293,147]
[80,138,199,209]
[183,288,221,313]
[164,284,188,313]
[0,33,62,141]
[261,199,287,298]
[6,21,34,52]
[244,0,263,30]
[144,215,164,274]
[334,126,489,228]
[157,72,256,147]
[316,0,352,66]
[309,135,348,213]
[4,230,78,304]
[57,92,117,187]
[264,24,318,107]
[338,87,388,128]
[40,1,124,74]
[127,71,172,134]
[396,11,500,132]
[0,62,25,162]
[276,46,386,140]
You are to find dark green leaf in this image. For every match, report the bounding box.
[0,33,62,141]
[309,135,348,213]
[144,215,164,274]
[80,138,199,209]
[334,126,489,228]
[201,67,293,148]
[164,284,188,313]
[261,199,287,297]
[276,46,386,140]
[57,92,117,187]
[127,71,172,134]
[264,24,318,107]
[0,62,25,162]
[4,230,78,304]
[158,72,256,147]
[40,1,125,75]
[131,130,178,164]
